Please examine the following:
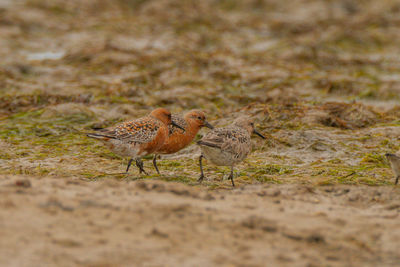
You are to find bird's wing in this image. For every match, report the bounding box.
[198,126,250,153]
[91,117,160,144]
[197,127,231,150]
[168,114,187,135]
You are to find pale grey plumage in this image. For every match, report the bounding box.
[385,153,400,185]
[198,126,251,166]
[197,116,265,187]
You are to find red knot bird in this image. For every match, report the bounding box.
[385,153,400,185]
[197,116,265,187]
[87,108,184,175]
[152,110,213,174]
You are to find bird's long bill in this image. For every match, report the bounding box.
[203,121,214,129]
[171,121,185,131]
[253,129,266,139]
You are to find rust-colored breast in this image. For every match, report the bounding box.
[157,123,200,154]
[138,124,169,156]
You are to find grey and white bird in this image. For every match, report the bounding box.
[197,116,265,187]
[385,153,400,185]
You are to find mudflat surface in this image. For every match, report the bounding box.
[1,176,400,267]
[1,0,400,266]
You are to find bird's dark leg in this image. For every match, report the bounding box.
[135,159,148,175]
[135,159,143,174]
[126,158,134,173]
[198,155,205,183]
[228,166,235,187]
[153,155,160,175]
[396,176,399,185]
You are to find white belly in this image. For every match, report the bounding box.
[390,161,400,176]
[200,146,248,166]
[106,139,141,158]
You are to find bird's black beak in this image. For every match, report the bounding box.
[253,129,266,139]
[172,121,185,132]
[203,121,214,129]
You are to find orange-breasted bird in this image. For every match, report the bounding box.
[152,110,213,174]
[87,108,184,174]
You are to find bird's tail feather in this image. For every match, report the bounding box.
[86,133,115,140]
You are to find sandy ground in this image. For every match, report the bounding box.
[1,175,400,267]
